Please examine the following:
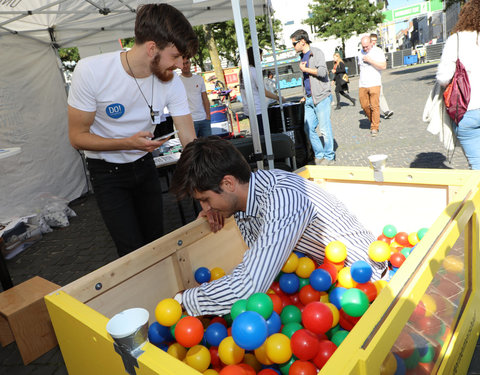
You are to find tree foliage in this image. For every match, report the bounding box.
[305,0,384,52]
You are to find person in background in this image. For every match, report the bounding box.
[436,0,480,169]
[370,33,394,119]
[264,70,278,105]
[180,58,212,137]
[67,4,198,257]
[332,52,356,110]
[358,35,386,137]
[239,47,282,135]
[170,137,387,316]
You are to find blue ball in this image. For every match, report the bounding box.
[194,267,211,284]
[279,272,300,294]
[232,311,268,350]
[329,286,347,310]
[148,322,173,346]
[265,311,282,336]
[350,260,373,283]
[309,268,332,291]
[204,322,228,347]
[294,251,306,258]
[394,353,407,375]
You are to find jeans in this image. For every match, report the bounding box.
[304,95,335,160]
[359,86,381,130]
[455,109,480,170]
[87,153,164,257]
[194,119,212,137]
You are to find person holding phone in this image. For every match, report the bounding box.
[68,4,198,257]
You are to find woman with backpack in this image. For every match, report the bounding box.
[436,0,480,169]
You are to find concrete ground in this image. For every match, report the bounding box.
[1,63,478,374]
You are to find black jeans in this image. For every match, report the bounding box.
[86,154,163,257]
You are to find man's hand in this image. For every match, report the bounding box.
[363,55,372,65]
[199,210,224,233]
[299,61,308,72]
[128,131,169,152]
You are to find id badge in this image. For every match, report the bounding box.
[151,108,161,125]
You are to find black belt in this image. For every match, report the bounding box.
[86,154,152,170]
[306,94,312,97]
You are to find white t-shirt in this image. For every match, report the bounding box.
[358,46,386,88]
[179,74,208,121]
[240,66,262,116]
[68,51,190,163]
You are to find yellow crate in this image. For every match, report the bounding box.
[45,166,480,375]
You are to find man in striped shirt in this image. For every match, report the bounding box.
[171,137,387,317]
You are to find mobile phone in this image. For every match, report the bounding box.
[152,130,178,141]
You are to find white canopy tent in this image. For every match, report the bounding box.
[0,0,275,222]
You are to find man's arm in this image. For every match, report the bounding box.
[363,50,386,70]
[201,91,211,120]
[68,106,164,153]
[171,114,196,147]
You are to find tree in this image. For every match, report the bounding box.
[305,0,385,54]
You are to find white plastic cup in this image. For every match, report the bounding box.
[106,307,149,354]
[368,154,388,182]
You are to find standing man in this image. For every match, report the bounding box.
[358,35,387,137]
[291,29,335,165]
[67,4,198,257]
[170,137,387,316]
[180,58,212,137]
[370,33,394,119]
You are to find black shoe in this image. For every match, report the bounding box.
[335,105,341,110]
[351,98,356,106]
[384,110,394,119]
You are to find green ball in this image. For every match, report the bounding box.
[383,224,397,238]
[417,227,429,240]
[230,299,247,320]
[326,324,341,340]
[280,305,302,325]
[278,355,296,375]
[298,277,309,289]
[281,322,303,338]
[404,348,420,370]
[419,344,435,363]
[331,329,349,347]
[246,292,274,319]
[340,288,369,317]
[223,313,233,326]
[401,247,412,258]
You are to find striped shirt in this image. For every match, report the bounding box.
[183,169,387,316]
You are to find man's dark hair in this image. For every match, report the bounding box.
[370,33,378,39]
[135,4,198,58]
[247,46,263,67]
[290,29,312,44]
[170,137,252,199]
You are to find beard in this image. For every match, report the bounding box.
[150,52,175,82]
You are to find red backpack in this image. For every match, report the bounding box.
[443,33,471,124]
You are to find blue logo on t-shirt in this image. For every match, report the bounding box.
[106,103,125,119]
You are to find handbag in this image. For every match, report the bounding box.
[443,33,470,124]
[342,73,349,83]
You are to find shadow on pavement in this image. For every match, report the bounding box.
[410,152,453,169]
[390,65,435,75]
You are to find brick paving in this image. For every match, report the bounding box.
[0,63,476,374]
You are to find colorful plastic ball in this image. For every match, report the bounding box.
[211,267,226,280]
[289,359,317,375]
[211,316,228,328]
[185,345,211,372]
[210,346,221,367]
[280,305,302,325]
[194,266,211,284]
[378,233,393,244]
[309,268,332,292]
[155,298,182,327]
[328,286,347,310]
[313,339,337,369]
[175,316,204,348]
[278,273,300,294]
[290,328,320,360]
[383,224,397,239]
[243,352,262,373]
[295,257,316,278]
[393,353,407,375]
[148,322,173,345]
[219,364,247,375]
[337,267,357,289]
[325,259,345,272]
[408,232,419,246]
[368,241,391,262]
[299,284,322,305]
[403,348,420,370]
[231,299,248,320]
[380,352,397,375]
[443,255,464,274]
[302,301,333,334]
[237,363,256,375]
[265,333,292,364]
[246,293,274,320]
[400,247,412,258]
[390,252,406,268]
[417,228,428,240]
[298,277,309,290]
[325,241,347,263]
[281,322,303,338]
[268,294,284,315]
[278,356,296,375]
[419,343,435,363]
[338,309,361,331]
[318,262,339,283]
[204,370,220,375]
[356,282,378,302]
[393,331,415,359]
[265,311,282,336]
[205,322,229,347]
[232,311,268,351]
[350,260,373,283]
[373,280,387,294]
[257,369,279,375]
[167,342,187,360]
[281,253,299,273]
[340,288,370,317]
[331,329,349,347]
[324,302,340,327]
[253,342,274,365]
[218,336,245,365]
[394,232,410,247]
[421,294,437,317]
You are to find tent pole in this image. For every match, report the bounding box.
[246,0,274,170]
[231,0,264,170]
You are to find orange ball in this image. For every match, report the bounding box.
[211,267,226,280]
[175,316,204,348]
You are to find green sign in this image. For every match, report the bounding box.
[382,0,443,22]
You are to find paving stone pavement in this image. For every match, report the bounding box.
[0,63,476,374]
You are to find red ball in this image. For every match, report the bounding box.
[393,331,415,358]
[377,233,392,244]
[317,262,339,283]
[270,281,282,295]
[299,284,322,305]
[289,359,318,375]
[415,316,442,337]
[289,292,301,305]
[257,369,279,375]
[237,363,256,375]
[338,309,361,331]
[409,301,426,323]
[395,232,410,247]
[210,316,228,328]
[302,302,333,334]
[290,329,320,360]
[390,252,406,268]
[355,282,378,302]
[313,339,337,369]
[210,346,221,367]
[219,364,247,375]
[269,293,284,315]
[174,316,204,347]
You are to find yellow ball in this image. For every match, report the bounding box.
[295,257,316,278]
[155,298,182,326]
[380,351,397,375]
[204,370,219,375]
[421,294,437,317]
[218,336,244,365]
[168,342,187,360]
[319,291,329,303]
[282,253,299,273]
[254,342,274,365]
[265,333,292,364]
[325,241,347,263]
[368,241,391,262]
[374,280,388,294]
[185,345,211,372]
[408,232,419,246]
[210,267,226,280]
[325,302,340,327]
[443,255,464,274]
[337,267,357,288]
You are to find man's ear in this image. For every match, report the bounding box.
[145,41,157,57]
[221,175,237,192]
